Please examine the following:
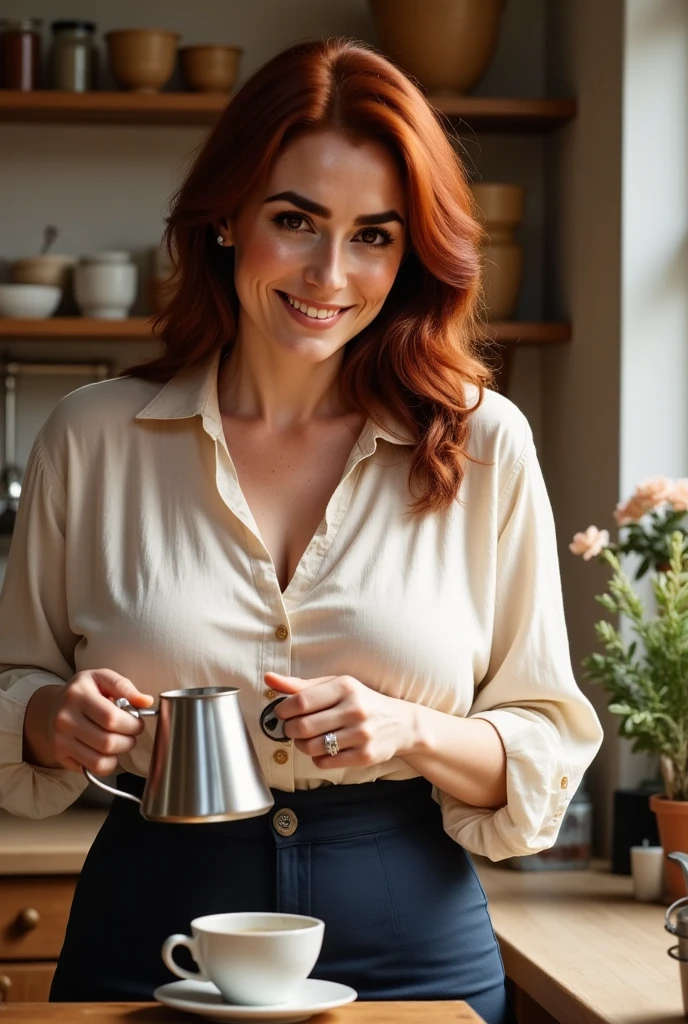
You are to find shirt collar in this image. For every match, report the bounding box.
[135,345,415,447]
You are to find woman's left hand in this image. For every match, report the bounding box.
[265,672,419,769]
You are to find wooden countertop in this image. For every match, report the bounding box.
[0,1000,483,1022]
[0,807,107,874]
[476,858,684,1024]
[0,811,684,1023]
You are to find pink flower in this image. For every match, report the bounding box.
[614,476,675,524]
[668,479,688,512]
[569,526,610,560]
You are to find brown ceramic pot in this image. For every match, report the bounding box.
[470,183,525,320]
[369,0,506,94]
[650,794,688,901]
[106,29,179,93]
[180,45,243,93]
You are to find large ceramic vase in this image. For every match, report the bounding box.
[470,183,525,321]
[369,0,506,94]
[650,794,688,901]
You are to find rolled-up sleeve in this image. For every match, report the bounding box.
[0,428,87,818]
[438,431,604,860]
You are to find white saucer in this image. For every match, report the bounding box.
[153,977,357,1022]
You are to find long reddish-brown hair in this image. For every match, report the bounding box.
[121,37,492,513]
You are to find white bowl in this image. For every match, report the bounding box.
[0,283,62,318]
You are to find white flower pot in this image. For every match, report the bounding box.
[74,257,138,319]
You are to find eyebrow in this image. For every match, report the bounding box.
[264,190,404,227]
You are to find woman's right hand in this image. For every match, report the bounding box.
[24,669,154,774]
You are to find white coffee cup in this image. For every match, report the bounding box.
[161,911,325,1005]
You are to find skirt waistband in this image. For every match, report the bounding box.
[114,773,437,840]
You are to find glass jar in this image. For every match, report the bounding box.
[0,17,42,91]
[50,20,96,92]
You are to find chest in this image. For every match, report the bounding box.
[220,416,366,591]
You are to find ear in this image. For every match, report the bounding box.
[216,216,235,248]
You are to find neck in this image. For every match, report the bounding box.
[217,322,352,431]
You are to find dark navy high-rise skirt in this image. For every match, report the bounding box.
[50,774,516,1024]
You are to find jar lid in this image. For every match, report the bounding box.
[50,20,96,33]
[0,17,42,32]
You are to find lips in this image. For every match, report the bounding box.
[277,291,352,328]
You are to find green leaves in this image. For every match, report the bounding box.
[584,531,688,799]
[617,509,688,579]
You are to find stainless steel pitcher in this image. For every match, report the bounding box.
[83,686,274,823]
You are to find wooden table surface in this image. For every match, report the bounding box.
[0,1001,485,1023]
[476,858,685,1024]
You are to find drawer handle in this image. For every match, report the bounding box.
[15,907,40,932]
[0,975,11,1001]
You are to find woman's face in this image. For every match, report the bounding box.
[219,130,408,363]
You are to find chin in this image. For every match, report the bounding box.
[275,332,347,363]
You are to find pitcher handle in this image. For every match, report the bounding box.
[82,697,158,804]
[665,896,688,935]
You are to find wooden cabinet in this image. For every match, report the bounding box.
[0,876,76,1003]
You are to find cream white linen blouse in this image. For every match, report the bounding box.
[0,345,603,859]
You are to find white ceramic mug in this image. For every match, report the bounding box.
[161,911,325,1005]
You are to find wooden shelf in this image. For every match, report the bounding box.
[0,317,571,344]
[431,95,576,133]
[0,90,575,132]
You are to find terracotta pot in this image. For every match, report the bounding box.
[650,794,688,901]
[106,29,179,93]
[180,45,243,93]
[470,183,525,320]
[369,0,506,94]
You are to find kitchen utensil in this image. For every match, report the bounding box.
[0,17,42,90]
[11,255,76,290]
[153,977,357,1023]
[105,29,179,93]
[179,45,243,93]
[665,853,688,1015]
[0,368,21,536]
[0,283,62,318]
[74,252,137,319]
[41,225,59,254]
[630,839,665,901]
[83,687,274,823]
[162,912,325,1005]
[50,21,96,91]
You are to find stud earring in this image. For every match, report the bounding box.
[217,235,224,246]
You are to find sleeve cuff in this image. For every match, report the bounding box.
[0,673,88,818]
[436,707,574,861]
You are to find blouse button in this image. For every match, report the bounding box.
[275,625,289,641]
[273,749,289,765]
[560,775,569,790]
[273,809,298,836]
[266,689,277,700]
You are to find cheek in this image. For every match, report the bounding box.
[235,232,298,281]
[362,257,402,304]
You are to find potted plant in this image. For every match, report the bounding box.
[570,477,688,900]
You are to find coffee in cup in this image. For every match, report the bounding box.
[161,911,325,1005]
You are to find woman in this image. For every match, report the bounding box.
[0,38,603,1024]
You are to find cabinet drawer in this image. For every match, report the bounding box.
[0,877,76,960]
[0,961,56,1002]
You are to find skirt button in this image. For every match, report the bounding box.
[273,809,298,836]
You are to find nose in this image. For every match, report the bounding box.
[303,238,347,294]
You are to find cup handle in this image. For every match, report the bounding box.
[161,933,210,983]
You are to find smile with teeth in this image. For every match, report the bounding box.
[281,292,349,320]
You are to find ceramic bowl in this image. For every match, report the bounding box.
[179,45,243,93]
[106,29,179,93]
[0,283,62,318]
[11,254,77,289]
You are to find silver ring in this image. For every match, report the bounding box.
[324,732,339,757]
